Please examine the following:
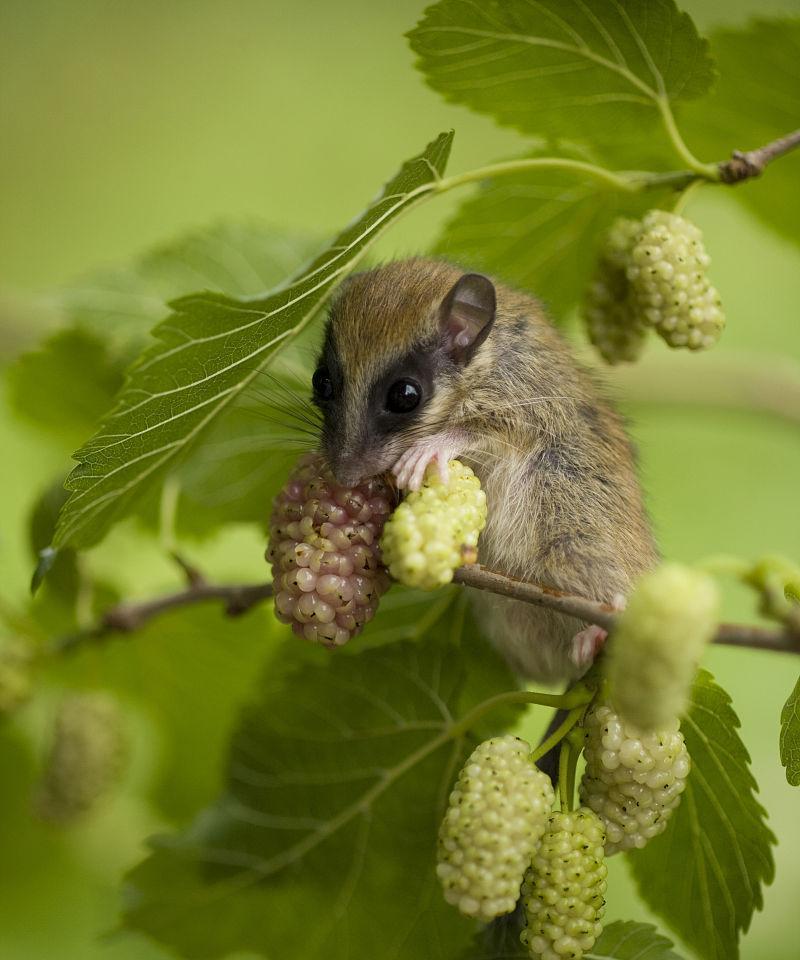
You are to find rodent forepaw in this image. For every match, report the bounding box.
[392,436,464,491]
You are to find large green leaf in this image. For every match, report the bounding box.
[435,154,667,317]
[459,918,684,959]
[122,595,521,959]
[408,1,714,162]
[627,670,775,960]
[680,19,800,245]
[780,675,800,786]
[14,224,324,546]
[51,132,453,553]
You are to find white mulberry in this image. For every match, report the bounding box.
[583,218,647,365]
[627,210,724,350]
[36,692,127,822]
[579,703,690,855]
[267,454,393,647]
[520,808,607,960]
[606,563,718,731]
[437,735,554,921]
[380,460,487,590]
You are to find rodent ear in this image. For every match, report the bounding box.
[439,273,497,365]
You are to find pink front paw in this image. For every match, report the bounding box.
[571,624,608,669]
[392,435,463,491]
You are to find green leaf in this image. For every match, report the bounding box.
[780,675,800,786]
[6,327,126,444]
[28,478,79,603]
[458,919,684,959]
[680,19,800,245]
[589,921,686,959]
[51,133,453,552]
[13,224,324,546]
[435,154,667,317]
[408,1,714,161]
[627,669,775,960]
[122,595,520,959]
[59,222,322,350]
[456,912,527,960]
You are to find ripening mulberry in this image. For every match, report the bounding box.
[583,218,647,365]
[437,735,554,921]
[627,210,725,350]
[380,460,487,590]
[520,808,607,960]
[36,692,127,822]
[579,703,690,855]
[267,453,393,647]
[605,563,718,731]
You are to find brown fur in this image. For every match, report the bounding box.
[322,258,658,682]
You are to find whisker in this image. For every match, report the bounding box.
[235,398,319,430]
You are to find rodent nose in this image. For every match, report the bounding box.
[334,468,364,486]
[325,452,364,487]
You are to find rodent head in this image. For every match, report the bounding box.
[312,258,496,484]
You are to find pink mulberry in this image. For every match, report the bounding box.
[267,454,394,647]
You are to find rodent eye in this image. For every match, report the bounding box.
[312,366,334,402]
[385,378,422,414]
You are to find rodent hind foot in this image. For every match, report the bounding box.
[570,624,607,669]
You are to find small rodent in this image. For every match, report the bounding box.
[312,258,658,682]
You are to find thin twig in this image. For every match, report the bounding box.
[56,581,274,652]
[452,565,617,629]
[55,563,800,657]
[718,128,800,183]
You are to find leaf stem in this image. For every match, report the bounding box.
[433,157,638,194]
[446,685,594,742]
[656,97,719,179]
[429,114,800,206]
[530,704,586,765]
[671,178,704,216]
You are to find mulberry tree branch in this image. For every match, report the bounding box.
[718,128,800,184]
[55,563,800,656]
[55,580,274,652]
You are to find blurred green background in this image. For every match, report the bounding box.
[1,1,799,958]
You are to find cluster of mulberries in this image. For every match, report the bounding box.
[605,563,718,731]
[520,808,607,960]
[380,460,487,590]
[36,692,127,822]
[583,210,724,363]
[267,454,393,647]
[579,703,690,855]
[436,735,554,921]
